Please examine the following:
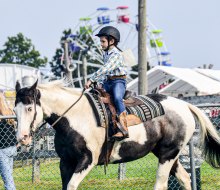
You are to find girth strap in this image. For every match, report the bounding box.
[84,91,108,128]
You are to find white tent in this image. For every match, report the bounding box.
[195,68,220,81]
[127,66,220,97]
[0,64,40,90]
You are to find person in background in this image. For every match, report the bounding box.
[0,92,17,190]
[85,26,129,140]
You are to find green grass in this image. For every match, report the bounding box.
[200,163,220,190]
[0,154,219,189]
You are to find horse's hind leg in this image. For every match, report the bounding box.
[170,159,191,190]
[154,158,177,190]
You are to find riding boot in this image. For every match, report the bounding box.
[112,111,129,140]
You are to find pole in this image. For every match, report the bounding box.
[138,0,147,95]
[189,139,197,190]
[82,54,87,86]
[118,163,126,180]
[32,134,40,183]
[64,41,73,82]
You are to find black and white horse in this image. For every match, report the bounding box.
[14,80,220,190]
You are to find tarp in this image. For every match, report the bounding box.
[127,66,220,97]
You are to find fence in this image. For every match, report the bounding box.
[0,104,220,190]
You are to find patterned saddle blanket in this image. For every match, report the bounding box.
[84,89,165,128]
[125,95,165,123]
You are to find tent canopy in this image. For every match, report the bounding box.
[195,68,220,81]
[0,64,40,90]
[127,66,220,97]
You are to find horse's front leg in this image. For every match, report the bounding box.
[60,158,77,190]
[67,154,95,190]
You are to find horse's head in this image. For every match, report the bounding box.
[14,80,43,145]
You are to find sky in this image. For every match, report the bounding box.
[1,0,220,69]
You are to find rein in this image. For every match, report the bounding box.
[29,87,109,174]
[31,88,86,135]
[50,88,86,128]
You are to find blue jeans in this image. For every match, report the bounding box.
[0,146,17,190]
[103,79,126,115]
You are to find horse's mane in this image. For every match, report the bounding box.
[38,79,82,96]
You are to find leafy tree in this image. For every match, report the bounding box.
[49,47,64,78]
[49,29,71,78]
[0,33,47,68]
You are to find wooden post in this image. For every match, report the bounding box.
[138,0,147,95]
[82,54,87,86]
[64,41,73,82]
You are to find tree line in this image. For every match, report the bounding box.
[0,30,139,84]
[0,29,101,82]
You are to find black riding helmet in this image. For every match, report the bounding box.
[95,26,121,52]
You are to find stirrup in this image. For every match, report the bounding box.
[116,122,129,137]
[111,131,129,141]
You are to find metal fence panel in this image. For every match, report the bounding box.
[0,104,220,189]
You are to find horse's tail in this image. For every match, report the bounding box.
[188,103,220,168]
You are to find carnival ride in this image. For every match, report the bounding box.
[59,6,172,87]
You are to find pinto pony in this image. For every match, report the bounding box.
[14,80,220,190]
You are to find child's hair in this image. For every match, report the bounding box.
[103,35,118,46]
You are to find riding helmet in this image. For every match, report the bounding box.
[95,26,120,42]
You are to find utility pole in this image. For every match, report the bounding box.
[138,0,147,95]
[63,40,73,82]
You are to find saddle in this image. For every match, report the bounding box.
[94,87,142,129]
[84,87,165,134]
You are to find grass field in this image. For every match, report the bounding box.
[0,153,220,190]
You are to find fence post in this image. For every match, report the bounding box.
[118,163,126,180]
[32,134,40,183]
[189,138,197,190]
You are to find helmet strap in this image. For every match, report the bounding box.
[115,46,123,52]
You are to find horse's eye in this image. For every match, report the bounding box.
[27,107,32,112]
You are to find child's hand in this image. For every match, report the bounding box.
[85,80,92,89]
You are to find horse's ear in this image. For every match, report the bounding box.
[15,81,21,92]
[29,79,38,90]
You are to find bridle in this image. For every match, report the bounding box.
[30,91,37,136]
